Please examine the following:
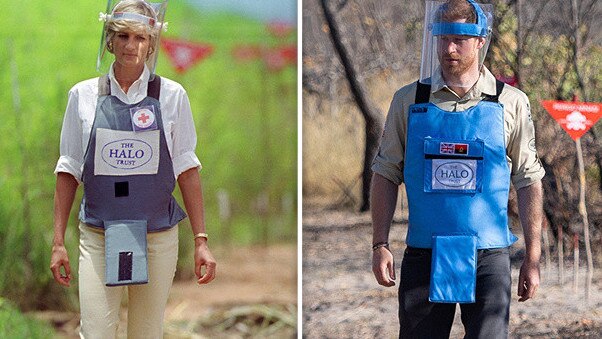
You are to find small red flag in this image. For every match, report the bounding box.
[262,45,297,72]
[541,100,602,140]
[266,21,295,39]
[279,44,297,64]
[232,44,262,62]
[161,38,213,74]
[454,144,468,154]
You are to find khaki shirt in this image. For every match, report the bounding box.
[372,67,545,190]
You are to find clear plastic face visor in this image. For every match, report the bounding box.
[97,0,168,78]
[419,0,493,87]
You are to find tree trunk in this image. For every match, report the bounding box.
[320,0,383,212]
[571,0,586,97]
[542,218,552,281]
[558,224,564,285]
[515,0,523,87]
[573,233,579,293]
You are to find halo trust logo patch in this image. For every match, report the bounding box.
[435,161,475,188]
[101,138,153,170]
[94,128,160,176]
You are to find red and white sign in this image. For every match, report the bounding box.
[541,100,602,140]
[232,44,262,62]
[262,45,297,72]
[266,21,295,39]
[161,38,214,74]
[231,44,297,72]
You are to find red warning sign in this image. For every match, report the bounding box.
[161,38,213,74]
[541,100,602,140]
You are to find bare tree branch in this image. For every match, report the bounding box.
[319,0,384,211]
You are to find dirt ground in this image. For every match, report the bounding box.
[38,244,297,338]
[302,208,602,338]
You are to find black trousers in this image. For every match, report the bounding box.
[398,247,511,339]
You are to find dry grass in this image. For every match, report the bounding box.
[302,70,415,208]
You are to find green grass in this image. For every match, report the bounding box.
[0,0,296,311]
[0,298,55,338]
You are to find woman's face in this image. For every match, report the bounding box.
[112,29,151,71]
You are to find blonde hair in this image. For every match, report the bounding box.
[104,0,159,57]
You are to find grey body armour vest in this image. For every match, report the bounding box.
[79,75,187,232]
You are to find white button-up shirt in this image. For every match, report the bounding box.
[55,65,201,182]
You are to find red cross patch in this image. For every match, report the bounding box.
[130,106,157,131]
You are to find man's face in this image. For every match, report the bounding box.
[437,34,484,77]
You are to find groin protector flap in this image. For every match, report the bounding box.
[429,234,477,303]
[105,220,148,286]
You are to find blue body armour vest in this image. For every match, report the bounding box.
[79,75,187,232]
[404,81,517,249]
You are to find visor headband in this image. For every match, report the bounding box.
[432,0,489,37]
[99,11,168,32]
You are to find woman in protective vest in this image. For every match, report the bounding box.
[50,1,216,337]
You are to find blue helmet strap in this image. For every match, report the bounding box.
[432,0,489,37]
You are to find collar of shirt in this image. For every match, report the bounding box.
[108,63,151,104]
[429,66,498,112]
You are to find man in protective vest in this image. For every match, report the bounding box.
[370,0,545,337]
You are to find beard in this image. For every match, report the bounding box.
[441,51,478,77]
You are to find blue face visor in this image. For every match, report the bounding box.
[431,0,489,37]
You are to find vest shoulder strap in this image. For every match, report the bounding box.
[414,81,431,104]
[98,75,111,97]
[97,74,161,100]
[414,79,505,104]
[147,75,161,101]
[482,80,505,103]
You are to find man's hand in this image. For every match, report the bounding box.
[50,245,71,287]
[372,246,396,287]
[517,258,540,302]
[194,240,216,285]
[516,181,543,302]
[371,173,399,287]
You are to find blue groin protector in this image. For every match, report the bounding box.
[429,234,477,303]
[105,220,148,286]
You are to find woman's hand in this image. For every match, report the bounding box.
[50,245,71,287]
[194,239,216,284]
[51,173,78,288]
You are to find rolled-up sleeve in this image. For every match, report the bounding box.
[171,89,202,178]
[54,89,84,182]
[371,88,410,186]
[506,91,545,189]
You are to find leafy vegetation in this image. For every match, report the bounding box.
[0,298,55,338]
[0,0,296,311]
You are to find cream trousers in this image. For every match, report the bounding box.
[78,222,178,339]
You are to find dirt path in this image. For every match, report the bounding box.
[302,209,602,338]
[45,244,297,338]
